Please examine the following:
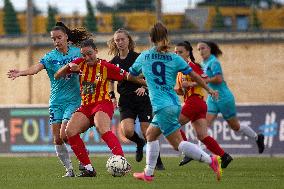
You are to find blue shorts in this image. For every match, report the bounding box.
[151,105,181,137]
[49,101,81,125]
[206,95,236,120]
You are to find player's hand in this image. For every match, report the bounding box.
[135,87,146,96]
[7,69,20,80]
[68,63,79,71]
[209,89,219,100]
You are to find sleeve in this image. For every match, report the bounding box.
[72,57,85,65]
[211,61,223,76]
[129,53,143,76]
[39,54,49,69]
[176,55,192,75]
[105,62,127,81]
[191,63,207,78]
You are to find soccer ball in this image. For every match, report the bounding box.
[106,155,131,177]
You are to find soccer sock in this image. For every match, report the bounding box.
[102,131,124,157]
[128,131,145,145]
[68,134,91,166]
[55,144,73,171]
[201,136,225,157]
[238,124,258,140]
[145,140,160,176]
[178,141,212,164]
[180,129,188,141]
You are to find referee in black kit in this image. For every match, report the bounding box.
[108,28,165,170]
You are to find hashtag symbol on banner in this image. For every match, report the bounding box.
[259,112,278,148]
[0,120,8,143]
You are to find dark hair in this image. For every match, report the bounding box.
[176,41,195,63]
[108,28,135,56]
[51,22,92,46]
[201,41,222,57]
[80,39,97,49]
[149,22,170,52]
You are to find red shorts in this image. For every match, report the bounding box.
[181,95,207,122]
[77,100,114,125]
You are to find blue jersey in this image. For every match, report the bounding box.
[201,55,233,99]
[40,45,81,105]
[129,47,192,112]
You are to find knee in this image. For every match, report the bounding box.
[53,136,63,145]
[196,133,206,141]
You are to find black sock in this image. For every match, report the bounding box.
[156,153,163,165]
[128,131,145,145]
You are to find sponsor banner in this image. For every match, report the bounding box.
[0,107,135,154]
[160,104,284,155]
[0,105,283,156]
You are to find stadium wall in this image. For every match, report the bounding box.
[0,36,284,104]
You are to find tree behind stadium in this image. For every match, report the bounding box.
[46,5,58,33]
[3,0,21,35]
[85,0,98,32]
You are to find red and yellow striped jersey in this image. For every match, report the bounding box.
[72,58,127,105]
[177,62,207,101]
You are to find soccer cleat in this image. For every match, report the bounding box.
[221,153,233,168]
[133,172,154,182]
[77,168,97,177]
[78,162,85,171]
[256,134,265,154]
[179,156,193,166]
[62,169,75,177]
[155,162,165,170]
[209,155,222,181]
[136,140,145,162]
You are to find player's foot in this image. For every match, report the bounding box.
[136,140,145,162]
[77,168,97,177]
[179,156,193,166]
[62,169,75,177]
[155,162,165,170]
[221,153,233,168]
[133,172,154,182]
[256,134,265,153]
[209,155,222,181]
[78,162,85,171]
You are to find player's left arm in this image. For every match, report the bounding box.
[54,58,82,79]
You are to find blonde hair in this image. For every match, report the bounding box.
[108,28,135,56]
[150,22,170,53]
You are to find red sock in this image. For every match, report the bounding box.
[68,134,91,166]
[201,136,225,157]
[180,130,188,141]
[102,131,124,157]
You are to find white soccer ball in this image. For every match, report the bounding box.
[106,155,131,177]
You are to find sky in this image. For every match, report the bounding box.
[0,0,204,15]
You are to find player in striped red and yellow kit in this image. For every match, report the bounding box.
[175,41,232,169]
[55,39,131,177]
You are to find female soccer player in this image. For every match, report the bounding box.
[7,22,90,177]
[175,41,232,168]
[128,23,222,182]
[197,41,264,154]
[108,28,165,169]
[54,39,131,177]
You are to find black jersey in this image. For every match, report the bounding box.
[110,51,144,96]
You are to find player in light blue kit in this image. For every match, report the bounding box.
[128,23,222,182]
[7,22,91,177]
[197,41,264,154]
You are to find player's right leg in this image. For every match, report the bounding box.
[66,111,96,177]
[50,106,75,177]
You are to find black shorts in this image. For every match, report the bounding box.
[118,94,153,122]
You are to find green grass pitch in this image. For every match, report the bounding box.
[0,156,283,189]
